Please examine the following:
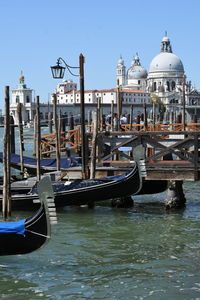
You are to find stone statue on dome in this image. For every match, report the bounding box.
[19,71,25,84]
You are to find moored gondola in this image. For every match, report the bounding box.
[0,162,141,209]
[0,177,57,255]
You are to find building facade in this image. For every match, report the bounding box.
[10,34,200,124]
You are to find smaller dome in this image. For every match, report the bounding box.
[118,56,124,66]
[127,66,148,79]
[127,54,147,79]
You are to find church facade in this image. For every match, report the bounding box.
[116,33,200,121]
[10,34,200,124]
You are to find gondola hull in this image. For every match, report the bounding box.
[0,207,48,255]
[0,177,57,255]
[0,164,141,209]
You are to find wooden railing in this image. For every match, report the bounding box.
[20,123,200,156]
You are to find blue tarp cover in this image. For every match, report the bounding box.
[0,153,81,169]
[0,219,25,235]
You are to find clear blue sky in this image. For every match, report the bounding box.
[0,0,200,109]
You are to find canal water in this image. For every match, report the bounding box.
[0,128,200,299]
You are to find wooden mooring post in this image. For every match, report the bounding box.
[17,103,24,173]
[36,96,41,182]
[2,86,11,218]
[10,115,15,153]
[90,111,98,179]
[53,93,60,171]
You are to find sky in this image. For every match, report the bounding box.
[0,0,200,109]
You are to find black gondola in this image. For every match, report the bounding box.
[0,162,142,209]
[0,177,57,255]
[0,152,81,174]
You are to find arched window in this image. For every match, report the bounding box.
[26,96,30,103]
[166,81,170,91]
[171,81,176,90]
[16,96,20,103]
[153,82,157,91]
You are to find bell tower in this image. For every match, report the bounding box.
[116,56,126,87]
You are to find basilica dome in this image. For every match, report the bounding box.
[127,54,147,79]
[148,34,184,74]
[149,52,184,73]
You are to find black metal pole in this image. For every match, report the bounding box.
[79,53,87,179]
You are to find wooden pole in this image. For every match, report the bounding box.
[117,80,122,130]
[2,86,11,218]
[153,101,156,131]
[182,74,186,131]
[79,53,87,179]
[48,111,53,134]
[61,114,66,149]
[17,103,24,172]
[88,110,92,132]
[10,115,15,153]
[143,103,148,131]
[130,105,133,131]
[36,96,41,182]
[53,94,60,171]
[17,102,25,151]
[33,114,37,156]
[97,98,101,131]
[90,111,98,179]
[69,115,74,145]
[111,100,114,131]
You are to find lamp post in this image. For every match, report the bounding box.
[51,54,87,179]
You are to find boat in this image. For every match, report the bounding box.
[0,177,57,255]
[139,179,168,194]
[0,162,141,209]
[0,152,81,174]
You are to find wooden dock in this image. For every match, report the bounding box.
[26,124,200,182]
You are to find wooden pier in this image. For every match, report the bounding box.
[24,123,200,182]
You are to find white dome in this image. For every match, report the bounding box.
[127,54,147,79]
[127,65,147,79]
[118,56,124,65]
[149,52,184,73]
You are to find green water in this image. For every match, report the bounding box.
[0,184,200,300]
[0,128,200,299]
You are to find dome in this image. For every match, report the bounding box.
[127,65,148,79]
[149,52,184,73]
[127,54,147,79]
[118,56,124,66]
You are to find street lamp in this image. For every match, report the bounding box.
[51,54,87,179]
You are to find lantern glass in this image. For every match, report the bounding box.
[51,64,66,79]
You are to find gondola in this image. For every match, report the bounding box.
[0,177,57,255]
[0,152,81,174]
[0,162,142,209]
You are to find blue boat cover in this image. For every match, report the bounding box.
[0,219,25,235]
[0,153,81,169]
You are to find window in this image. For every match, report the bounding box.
[166,81,170,91]
[16,96,20,103]
[26,96,30,103]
